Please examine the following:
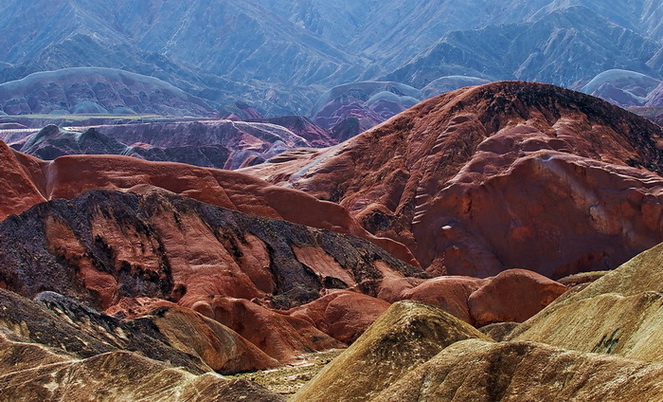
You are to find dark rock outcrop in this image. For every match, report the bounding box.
[0,189,423,309]
[13,119,320,169]
[0,188,425,361]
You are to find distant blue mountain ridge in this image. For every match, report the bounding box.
[1,0,662,117]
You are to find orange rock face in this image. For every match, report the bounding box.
[187,296,342,362]
[401,276,487,324]
[379,270,565,326]
[467,269,568,326]
[0,143,46,220]
[287,290,391,344]
[248,81,663,278]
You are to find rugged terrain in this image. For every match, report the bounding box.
[246,81,663,279]
[1,80,662,399]
[0,67,215,116]
[0,188,428,362]
[295,239,663,401]
[386,6,663,89]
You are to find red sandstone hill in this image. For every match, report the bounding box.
[243,81,663,278]
[0,143,415,265]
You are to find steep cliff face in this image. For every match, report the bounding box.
[0,141,46,218]
[248,81,663,278]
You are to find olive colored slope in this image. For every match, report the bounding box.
[292,301,490,402]
[510,242,663,362]
[373,339,663,402]
[0,334,283,402]
[0,288,278,375]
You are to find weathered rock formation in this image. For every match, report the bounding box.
[0,333,283,401]
[88,119,316,169]
[0,289,276,374]
[247,81,663,279]
[580,69,660,108]
[0,67,215,116]
[12,119,328,170]
[509,241,663,362]
[0,189,425,362]
[310,81,421,141]
[286,290,391,344]
[467,269,567,326]
[251,116,334,148]
[388,269,566,326]
[372,339,663,402]
[0,141,45,218]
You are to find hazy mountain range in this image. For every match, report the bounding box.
[2,0,663,117]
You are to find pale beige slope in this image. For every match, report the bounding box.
[292,301,490,402]
[294,244,663,401]
[509,241,663,362]
[373,339,663,402]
